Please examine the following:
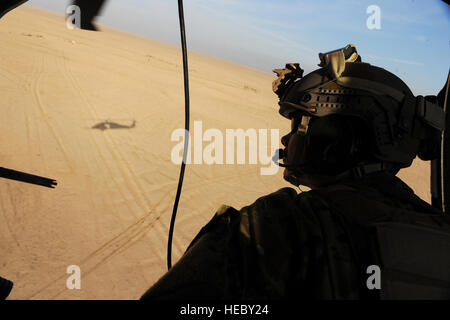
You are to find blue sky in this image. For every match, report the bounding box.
[28,0,449,95]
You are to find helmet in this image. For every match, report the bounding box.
[273,44,446,186]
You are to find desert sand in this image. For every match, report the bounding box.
[0,5,431,299]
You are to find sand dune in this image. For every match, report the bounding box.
[0,5,431,299]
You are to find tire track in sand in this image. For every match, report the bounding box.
[22,52,173,299]
[25,190,171,300]
[59,53,152,216]
[30,53,75,172]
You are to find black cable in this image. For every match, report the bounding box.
[442,71,449,213]
[167,0,190,270]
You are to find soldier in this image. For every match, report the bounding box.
[141,45,450,300]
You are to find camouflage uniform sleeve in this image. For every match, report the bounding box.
[140,187,306,300]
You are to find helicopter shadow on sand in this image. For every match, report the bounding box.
[91,120,136,131]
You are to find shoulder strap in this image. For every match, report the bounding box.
[303,191,380,299]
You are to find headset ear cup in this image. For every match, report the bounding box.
[322,144,338,165]
[308,116,364,174]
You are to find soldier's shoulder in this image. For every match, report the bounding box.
[252,187,299,205]
[213,187,303,226]
[242,187,300,214]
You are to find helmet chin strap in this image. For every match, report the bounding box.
[272,148,392,187]
[334,162,394,180]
